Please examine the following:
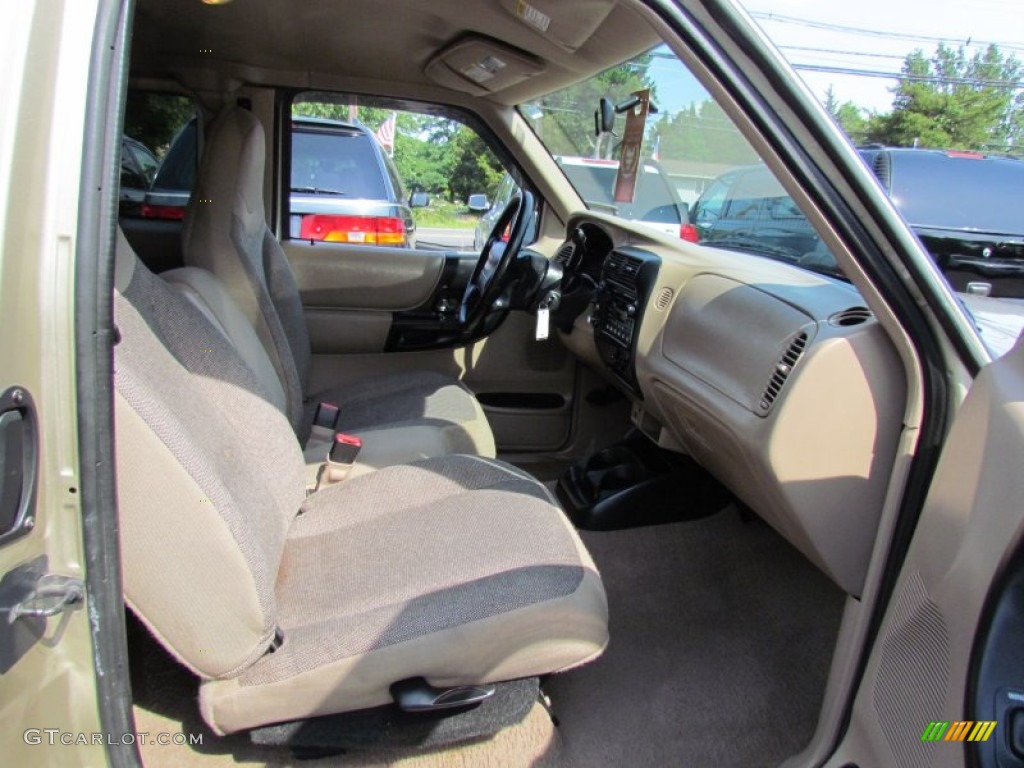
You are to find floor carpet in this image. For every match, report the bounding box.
[130,509,843,768]
[545,509,845,768]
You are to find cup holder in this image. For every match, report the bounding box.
[586,461,646,494]
[557,434,731,531]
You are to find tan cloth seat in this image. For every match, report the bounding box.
[180,105,495,460]
[113,233,607,735]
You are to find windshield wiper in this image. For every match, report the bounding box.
[290,186,348,196]
[585,200,619,215]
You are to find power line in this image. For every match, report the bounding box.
[778,45,907,61]
[791,62,1024,89]
[749,11,1024,54]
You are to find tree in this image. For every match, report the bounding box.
[823,86,869,144]
[532,55,656,157]
[653,100,758,164]
[123,93,194,155]
[866,44,1024,152]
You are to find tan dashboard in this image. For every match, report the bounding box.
[555,214,907,596]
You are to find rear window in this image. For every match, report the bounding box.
[885,153,1024,235]
[291,129,387,199]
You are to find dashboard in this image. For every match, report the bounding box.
[552,215,907,597]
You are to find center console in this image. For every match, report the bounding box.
[591,247,660,394]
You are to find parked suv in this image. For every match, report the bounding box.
[691,149,1024,297]
[860,148,1024,297]
[129,115,421,247]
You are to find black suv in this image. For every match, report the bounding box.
[128,115,420,247]
[691,149,1024,297]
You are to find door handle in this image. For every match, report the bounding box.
[7,574,84,624]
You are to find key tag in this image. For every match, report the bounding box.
[536,306,550,341]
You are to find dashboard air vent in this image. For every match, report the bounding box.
[654,287,674,311]
[760,332,808,412]
[554,242,575,266]
[829,306,873,327]
[604,251,643,288]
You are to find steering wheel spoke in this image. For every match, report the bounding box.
[459,191,534,338]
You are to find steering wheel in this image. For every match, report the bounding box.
[460,190,534,337]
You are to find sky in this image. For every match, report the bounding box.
[739,0,1024,113]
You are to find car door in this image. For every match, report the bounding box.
[279,98,581,453]
[826,334,1024,768]
[0,0,106,764]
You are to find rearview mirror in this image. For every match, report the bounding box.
[595,96,615,136]
[409,191,430,208]
[467,193,489,213]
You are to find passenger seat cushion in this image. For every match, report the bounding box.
[199,456,608,734]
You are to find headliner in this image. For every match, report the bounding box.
[131,0,662,105]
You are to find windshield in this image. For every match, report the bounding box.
[520,46,841,277]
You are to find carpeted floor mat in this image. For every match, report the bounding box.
[544,509,845,768]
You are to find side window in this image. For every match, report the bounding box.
[288,95,508,252]
[119,92,196,221]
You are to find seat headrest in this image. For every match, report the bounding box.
[182,106,267,266]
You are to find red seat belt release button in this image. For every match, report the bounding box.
[329,433,362,465]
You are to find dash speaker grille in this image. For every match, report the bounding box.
[871,568,950,768]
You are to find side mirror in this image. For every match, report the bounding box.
[467,193,489,213]
[594,96,616,136]
[409,191,430,208]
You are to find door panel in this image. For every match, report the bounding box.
[0,0,105,763]
[831,337,1024,768]
[306,311,578,452]
[305,308,393,354]
[283,241,445,311]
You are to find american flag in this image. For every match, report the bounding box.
[375,112,397,156]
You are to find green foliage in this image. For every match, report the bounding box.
[654,100,759,164]
[292,100,504,202]
[123,93,194,155]
[445,127,504,203]
[865,44,1024,152]
[824,86,869,144]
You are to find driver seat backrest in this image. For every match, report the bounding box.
[182,106,313,440]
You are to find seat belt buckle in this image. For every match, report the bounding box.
[310,401,340,443]
[315,433,363,492]
[329,433,362,465]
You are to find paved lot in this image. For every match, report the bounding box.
[416,227,476,251]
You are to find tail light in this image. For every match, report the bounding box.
[141,203,186,221]
[300,215,407,245]
[501,222,511,242]
[680,223,700,243]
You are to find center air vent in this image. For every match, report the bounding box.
[829,307,873,327]
[760,332,808,412]
[604,251,643,288]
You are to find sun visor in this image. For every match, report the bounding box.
[425,37,546,96]
[499,0,617,52]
